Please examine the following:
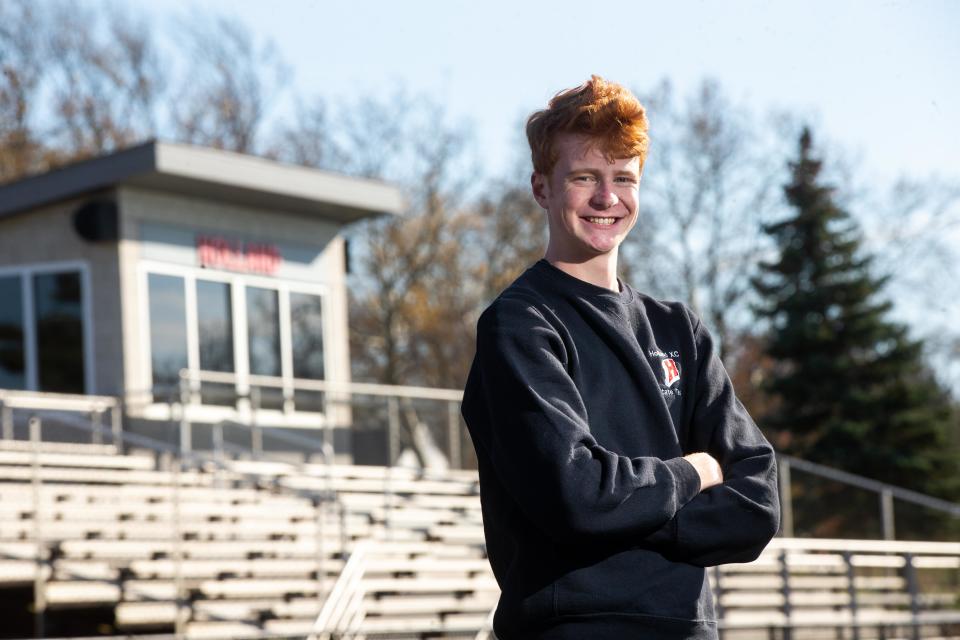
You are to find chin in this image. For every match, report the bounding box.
[588,241,621,254]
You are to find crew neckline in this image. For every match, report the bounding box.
[533,259,635,304]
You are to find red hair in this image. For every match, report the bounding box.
[526,75,649,175]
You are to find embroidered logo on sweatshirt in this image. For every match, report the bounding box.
[648,348,682,392]
[661,358,681,386]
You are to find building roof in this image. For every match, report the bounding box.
[0,140,404,223]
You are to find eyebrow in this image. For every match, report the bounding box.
[565,168,639,178]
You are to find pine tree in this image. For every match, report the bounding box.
[753,128,959,537]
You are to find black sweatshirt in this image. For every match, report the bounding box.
[461,259,780,639]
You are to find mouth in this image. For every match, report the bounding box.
[581,216,622,227]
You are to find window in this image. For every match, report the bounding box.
[0,265,90,394]
[0,276,25,389]
[291,292,324,379]
[246,286,283,409]
[290,292,325,411]
[143,266,327,413]
[147,273,187,398]
[34,272,85,393]
[197,279,235,405]
[246,286,281,376]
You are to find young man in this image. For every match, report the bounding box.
[460,76,780,639]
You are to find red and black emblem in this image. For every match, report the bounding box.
[661,358,681,387]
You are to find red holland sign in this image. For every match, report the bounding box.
[196,235,282,275]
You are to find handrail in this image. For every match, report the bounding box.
[717,615,960,631]
[308,539,371,640]
[214,418,332,463]
[766,536,960,554]
[179,368,464,401]
[779,454,960,517]
[173,368,466,468]
[0,389,122,447]
[0,388,118,411]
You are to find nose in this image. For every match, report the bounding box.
[590,181,618,210]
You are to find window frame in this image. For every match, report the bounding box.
[0,261,95,394]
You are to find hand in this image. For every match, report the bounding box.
[683,452,723,492]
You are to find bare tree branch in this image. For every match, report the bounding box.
[44,2,164,158]
[170,12,287,153]
[624,77,788,362]
[0,0,49,181]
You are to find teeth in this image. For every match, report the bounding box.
[586,217,616,225]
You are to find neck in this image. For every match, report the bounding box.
[544,247,620,292]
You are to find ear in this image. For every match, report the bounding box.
[531,171,550,210]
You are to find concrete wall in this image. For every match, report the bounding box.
[0,192,124,395]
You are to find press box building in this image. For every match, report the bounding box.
[0,141,403,457]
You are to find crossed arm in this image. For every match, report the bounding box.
[465,299,779,566]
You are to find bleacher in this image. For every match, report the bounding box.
[0,436,498,639]
[0,430,958,638]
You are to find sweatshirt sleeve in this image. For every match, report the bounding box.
[466,296,702,547]
[651,311,780,566]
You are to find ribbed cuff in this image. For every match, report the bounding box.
[665,456,702,509]
[642,459,700,548]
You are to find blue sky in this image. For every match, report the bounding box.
[147,0,960,184]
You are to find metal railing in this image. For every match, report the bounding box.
[778,454,960,540]
[3,383,959,541]
[166,372,960,542]
[0,389,122,448]
[0,384,960,540]
[161,369,466,471]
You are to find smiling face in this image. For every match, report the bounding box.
[532,133,641,263]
